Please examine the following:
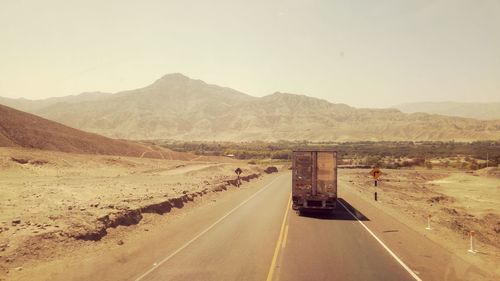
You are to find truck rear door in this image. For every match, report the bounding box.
[293,151,313,196]
[316,151,337,197]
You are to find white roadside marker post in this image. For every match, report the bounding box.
[468,231,476,254]
[425,214,432,230]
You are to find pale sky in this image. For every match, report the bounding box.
[0,0,499,108]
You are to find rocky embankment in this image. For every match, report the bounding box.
[69,172,262,242]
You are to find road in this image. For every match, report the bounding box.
[131,173,417,281]
[38,171,490,281]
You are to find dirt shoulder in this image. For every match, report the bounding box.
[0,147,278,280]
[338,168,500,280]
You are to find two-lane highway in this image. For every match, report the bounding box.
[132,173,418,281]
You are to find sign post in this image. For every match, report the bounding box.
[235,168,242,187]
[369,168,382,201]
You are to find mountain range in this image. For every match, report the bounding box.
[395,102,500,120]
[1,73,499,142]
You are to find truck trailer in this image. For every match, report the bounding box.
[292,149,337,213]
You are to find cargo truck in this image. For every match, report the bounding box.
[292,149,337,213]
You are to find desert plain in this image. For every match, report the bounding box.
[0,147,271,280]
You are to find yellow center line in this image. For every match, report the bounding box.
[266,193,292,281]
[281,225,289,249]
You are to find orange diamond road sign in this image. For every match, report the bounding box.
[370,168,382,179]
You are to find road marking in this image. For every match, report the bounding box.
[266,193,292,281]
[281,225,289,249]
[133,175,284,281]
[338,200,422,281]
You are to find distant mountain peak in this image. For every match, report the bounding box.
[153,73,195,83]
[266,91,331,103]
[267,92,306,98]
[149,73,209,90]
[159,72,190,80]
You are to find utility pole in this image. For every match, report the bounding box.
[486,152,489,168]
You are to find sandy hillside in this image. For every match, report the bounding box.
[339,168,500,276]
[0,104,185,159]
[0,147,270,278]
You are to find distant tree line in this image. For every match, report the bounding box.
[153,140,500,169]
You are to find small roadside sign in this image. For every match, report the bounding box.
[370,168,382,179]
[235,168,242,176]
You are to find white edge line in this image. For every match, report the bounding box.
[133,175,284,281]
[338,200,423,281]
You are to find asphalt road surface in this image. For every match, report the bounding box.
[132,173,418,281]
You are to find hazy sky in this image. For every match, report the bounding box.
[1,0,499,108]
